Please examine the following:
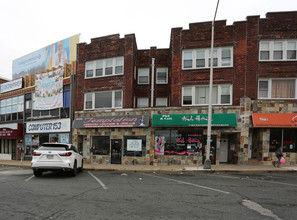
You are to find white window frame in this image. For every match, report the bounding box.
[258,78,297,99]
[259,40,297,61]
[182,84,233,106]
[138,68,149,84]
[137,98,149,108]
[85,57,124,79]
[84,90,123,110]
[156,97,168,107]
[156,68,168,84]
[182,47,233,69]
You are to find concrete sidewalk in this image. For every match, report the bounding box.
[1,159,297,173]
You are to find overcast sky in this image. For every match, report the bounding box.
[1,0,297,80]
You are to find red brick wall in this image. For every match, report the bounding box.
[135,48,170,107]
[76,11,297,109]
[76,34,137,110]
[169,11,297,106]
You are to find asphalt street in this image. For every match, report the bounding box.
[1,166,297,220]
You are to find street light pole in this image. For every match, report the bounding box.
[204,0,220,169]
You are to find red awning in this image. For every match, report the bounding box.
[0,123,23,139]
[252,113,297,128]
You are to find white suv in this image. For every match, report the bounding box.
[31,143,83,177]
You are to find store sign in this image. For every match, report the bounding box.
[0,78,23,93]
[253,113,297,127]
[152,113,237,127]
[73,115,149,128]
[127,139,142,151]
[26,119,70,133]
[0,123,23,138]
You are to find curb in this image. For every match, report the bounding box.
[1,162,297,174]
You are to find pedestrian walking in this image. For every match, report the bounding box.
[275,144,283,168]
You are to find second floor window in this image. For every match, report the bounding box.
[182,47,233,69]
[138,68,149,84]
[0,95,24,122]
[156,68,168,84]
[85,57,124,78]
[84,90,122,110]
[182,84,232,106]
[258,79,296,99]
[259,40,297,61]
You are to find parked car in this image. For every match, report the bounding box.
[31,143,83,177]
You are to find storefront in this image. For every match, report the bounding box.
[252,113,297,164]
[24,118,71,160]
[152,113,238,165]
[0,123,23,160]
[73,114,150,165]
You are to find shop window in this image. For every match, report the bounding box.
[49,134,58,143]
[124,136,146,157]
[92,136,110,155]
[269,128,297,152]
[155,129,206,156]
[59,134,69,143]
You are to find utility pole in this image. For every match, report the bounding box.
[204,0,220,169]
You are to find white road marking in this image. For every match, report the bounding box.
[242,199,282,220]
[144,173,230,194]
[88,171,108,190]
[25,175,34,182]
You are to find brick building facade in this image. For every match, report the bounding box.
[67,11,297,166]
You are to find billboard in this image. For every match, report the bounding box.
[34,68,64,110]
[12,34,79,80]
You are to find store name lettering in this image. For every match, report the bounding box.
[159,115,172,120]
[182,115,208,122]
[176,137,201,144]
[28,122,62,131]
[84,117,138,124]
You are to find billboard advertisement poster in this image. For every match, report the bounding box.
[34,68,63,110]
[12,34,79,80]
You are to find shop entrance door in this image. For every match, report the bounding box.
[220,138,228,163]
[111,139,122,164]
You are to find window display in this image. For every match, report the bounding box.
[155,129,211,156]
[269,128,297,152]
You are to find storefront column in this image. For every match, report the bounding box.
[260,128,271,165]
[239,97,252,165]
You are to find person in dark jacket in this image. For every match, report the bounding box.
[275,145,283,168]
